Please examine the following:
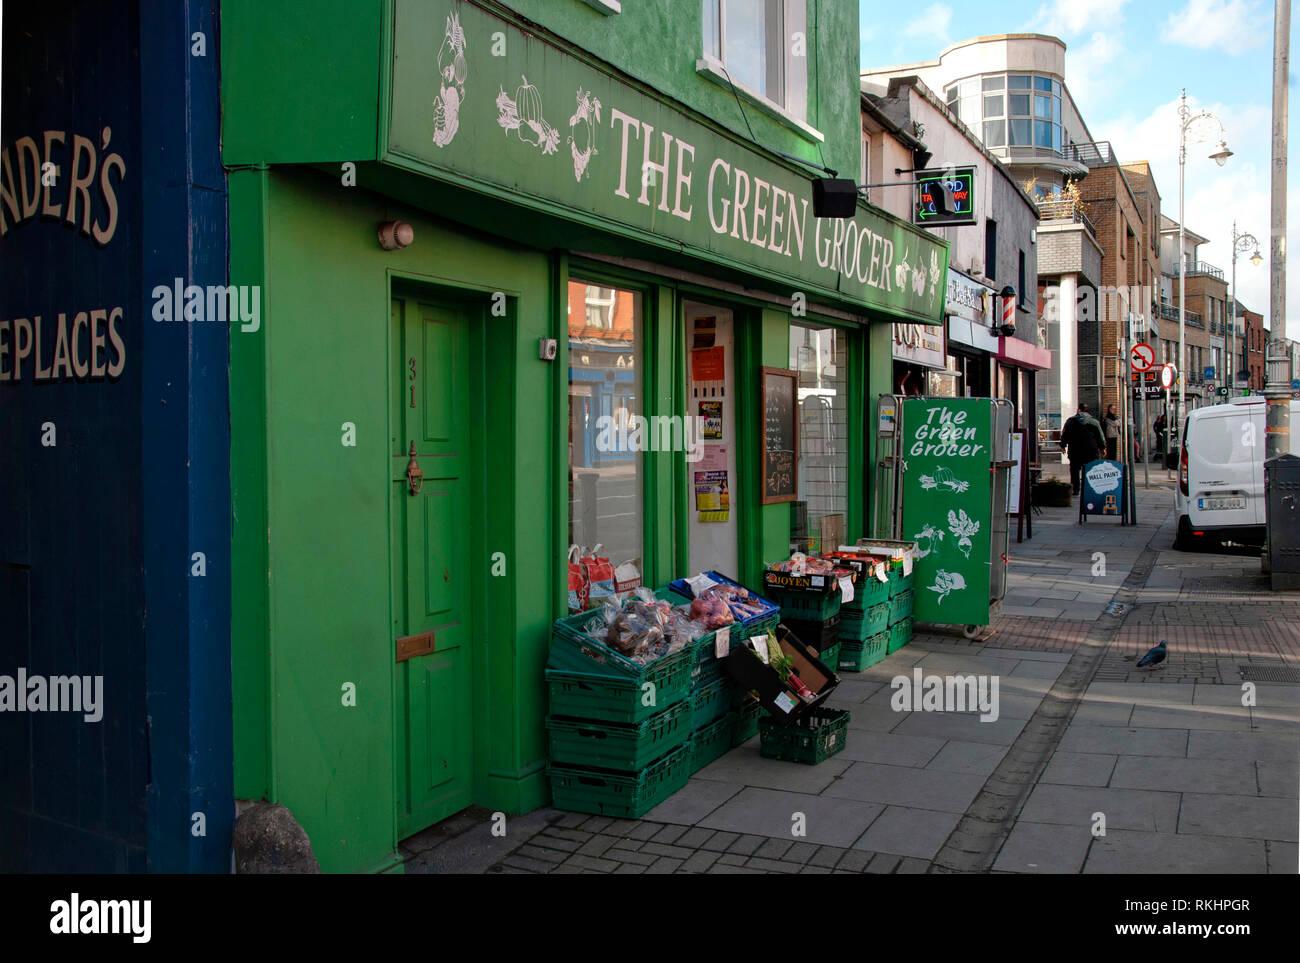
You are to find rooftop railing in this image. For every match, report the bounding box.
[1064,141,1116,167]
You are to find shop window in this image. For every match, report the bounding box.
[789,323,846,551]
[984,219,997,278]
[568,280,643,578]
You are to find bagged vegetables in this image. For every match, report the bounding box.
[585,589,705,664]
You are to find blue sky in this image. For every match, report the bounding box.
[862,0,1298,332]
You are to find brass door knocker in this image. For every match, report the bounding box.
[405,442,423,495]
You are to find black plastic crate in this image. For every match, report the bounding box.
[722,623,839,726]
[780,614,840,655]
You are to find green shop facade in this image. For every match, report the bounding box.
[222,0,948,872]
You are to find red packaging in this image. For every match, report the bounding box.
[567,545,590,613]
[580,544,616,604]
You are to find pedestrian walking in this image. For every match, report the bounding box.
[1060,404,1106,496]
[1103,404,1121,461]
[1152,412,1167,457]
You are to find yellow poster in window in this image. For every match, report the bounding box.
[694,470,730,522]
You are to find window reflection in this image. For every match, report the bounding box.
[568,281,643,581]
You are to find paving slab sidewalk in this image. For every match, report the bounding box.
[402,479,1299,874]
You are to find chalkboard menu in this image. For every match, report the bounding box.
[761,367,798,504]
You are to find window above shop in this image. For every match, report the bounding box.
[699,0,819,142]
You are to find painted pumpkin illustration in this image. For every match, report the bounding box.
[496,75,561,155]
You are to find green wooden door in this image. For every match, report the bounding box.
[391,295,474,839]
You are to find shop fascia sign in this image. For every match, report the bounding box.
[945,269,993,323]
[945,269,998,352]
[384,1,948,324]
[893,321,946,368]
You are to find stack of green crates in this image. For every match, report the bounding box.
[686,633,737,773]
[767,586,841,674]
[886,560,915,654]
[544,589,699,818]
[837,571,890,671]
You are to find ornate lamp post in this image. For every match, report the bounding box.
[1177,89,1232,428]
[1228,223,1262,395]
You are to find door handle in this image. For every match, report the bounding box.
[405,441,424,495]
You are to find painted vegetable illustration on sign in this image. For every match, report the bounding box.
[431,11,467,148]
[496,76,561,155]
[919,466,970,493]
[911,523,944,559]
[568,87,601,181]
[947,509,980,558]
[928,569,966,604]
[894,246,911,290]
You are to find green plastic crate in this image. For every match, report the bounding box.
[731,696,760,746]
[546,660,693,725]
[818,641,842,674]
[689,713,735,773]
[690,675,732,729]
[548,587,696,680]
[840,601,890,640]
[851,573,891,608]
[758,708,850,764]
[889,589,914,623]
[546,700,691,771]
[547,743,692,818]
[887,566,914,599]
[767,588,841,621]
[691,655,726,689]
[838,633,889,671]
[887,618,913,653]
[687,628,726,687]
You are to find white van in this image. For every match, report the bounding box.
[1173,397,1300,550]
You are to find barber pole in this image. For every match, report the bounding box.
[1002,292,1015,329]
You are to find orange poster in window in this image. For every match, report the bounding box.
[691,346,725,383]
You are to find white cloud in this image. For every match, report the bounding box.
[1025,0,1129,36]
[903,3,952,41]
[1099,94,1289,326]
[1163,0,1270,55]
[1066,31,1127,120]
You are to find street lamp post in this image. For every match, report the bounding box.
[1177,89,1232,433]
[1228,222,1262,396]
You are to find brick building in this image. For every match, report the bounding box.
[1075,161,1161,424]
[1160,215,1224,412]
[1241,302,1266,390]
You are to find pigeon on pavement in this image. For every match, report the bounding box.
[1136,640,1167,669]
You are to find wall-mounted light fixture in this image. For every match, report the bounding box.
[378,221,414,251]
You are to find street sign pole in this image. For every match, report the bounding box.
[1142,386,1150,488]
